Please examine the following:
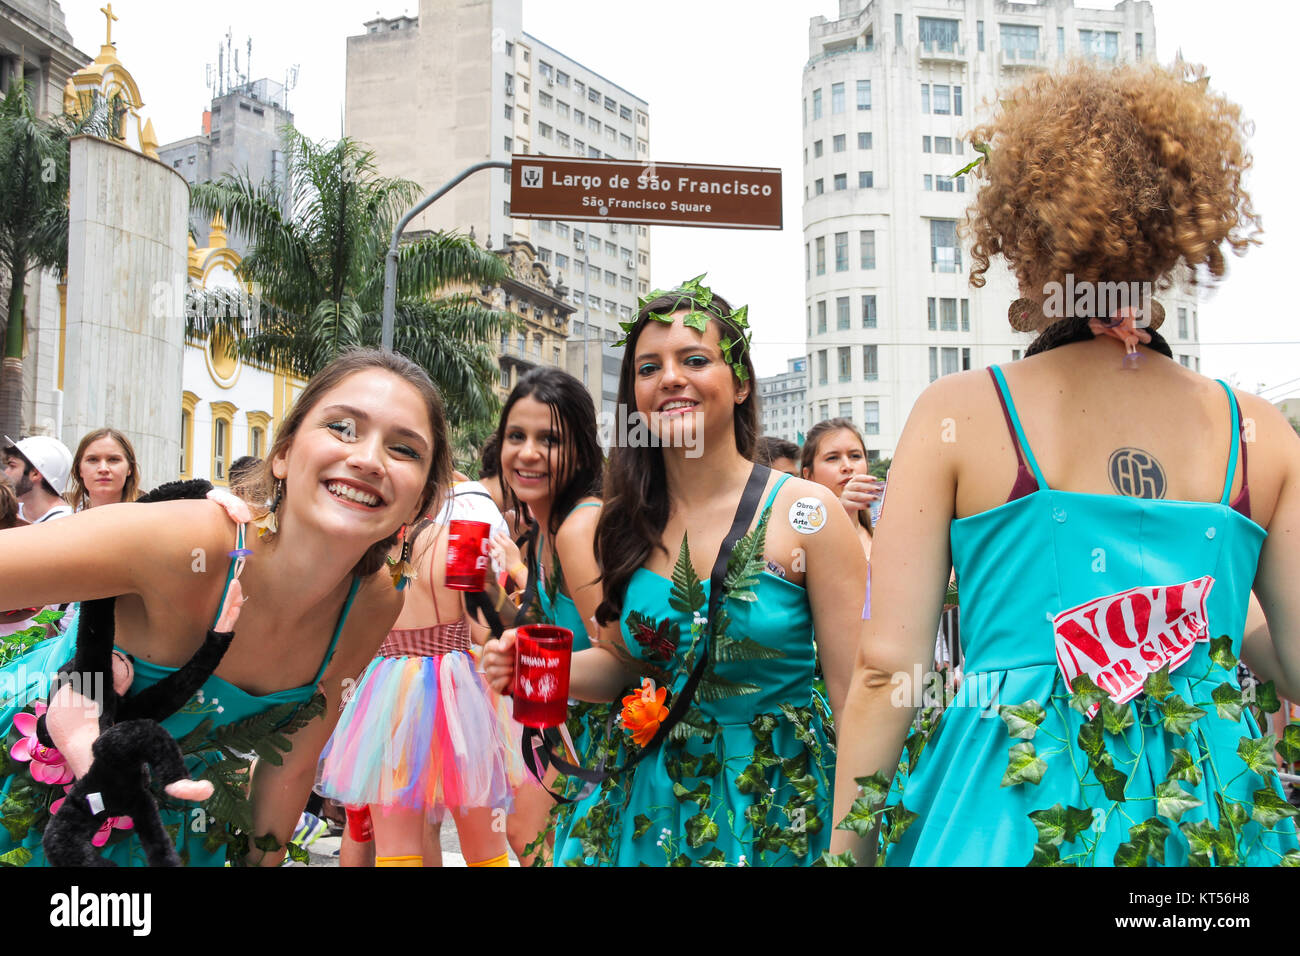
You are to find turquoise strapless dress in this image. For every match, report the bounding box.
[555,474,835,866]
[0,528,358,867]
[884,368,1299,866]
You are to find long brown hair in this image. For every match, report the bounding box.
[801,418,873,535]
[237,348,452,578]
[594,287,759,626]
[64,428,141,510]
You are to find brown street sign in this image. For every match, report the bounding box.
[510,156,782,229]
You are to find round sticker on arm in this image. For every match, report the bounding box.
[789,497,827,535]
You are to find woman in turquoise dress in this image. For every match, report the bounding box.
[491,366,606,864]
[0,349,452,866]
[484,277,868,866]
[830,63,1300,866]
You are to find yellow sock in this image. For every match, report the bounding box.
[375,854,423,867]
[466,851,509,867]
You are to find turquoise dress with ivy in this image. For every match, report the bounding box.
[555,474,835,867]
[0,524,357,867]
[870,368,1299,867]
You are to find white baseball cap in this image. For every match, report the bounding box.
[3,435,74,495]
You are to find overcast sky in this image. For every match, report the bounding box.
[61,1,1299,399]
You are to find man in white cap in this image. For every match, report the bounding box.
[3,434,74,524]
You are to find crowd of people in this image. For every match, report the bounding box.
[0,62,1296,868]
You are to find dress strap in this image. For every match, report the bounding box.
[210,521,248,629]
[311,576,362,685]
[1214,380,1248,513]
[569,501,602,513]
[761,472,792,515]
[989,366,1048,491]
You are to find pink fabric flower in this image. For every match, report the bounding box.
[49,788,133,847]
[10,703,74,786]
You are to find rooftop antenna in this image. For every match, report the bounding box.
[283,63,299,112]
[246,37,252,88]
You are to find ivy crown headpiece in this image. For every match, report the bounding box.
[616,274,753,383]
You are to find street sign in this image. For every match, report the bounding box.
[510,156,782,229]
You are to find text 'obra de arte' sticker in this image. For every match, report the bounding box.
[789,497,827,534]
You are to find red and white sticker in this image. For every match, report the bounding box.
[1053,575,1215,715]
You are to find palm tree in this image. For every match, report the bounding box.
[0,80,112,440]
[188,130,515,428]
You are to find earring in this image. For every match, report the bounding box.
[387,524,415,590]
[254,478,283,538]
[1007,298,1040,333]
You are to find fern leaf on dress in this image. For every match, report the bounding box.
[669,533,707,614]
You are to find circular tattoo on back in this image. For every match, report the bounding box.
[1108,447,1167,499]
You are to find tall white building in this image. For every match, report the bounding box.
[802,0,1201,459]
[758,357,808,444]
[345,0,650,413]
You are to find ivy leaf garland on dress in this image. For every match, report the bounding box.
[832,640,1300,867]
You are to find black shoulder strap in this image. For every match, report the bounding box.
[522,463,772,800]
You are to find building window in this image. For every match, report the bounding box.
[249,425,265,459]
[860,230,876,270]
[831,82,845,114]
[837,296,850,330]
[211,404,235,484]
[863,346,878,382]
[961,299,970,332]
[1001,23,1040,60]
[537,247,552,264]
[1079,30,1119,61]
[834,232,849,272]
[858,132,872,149]
[555,252,569,270]
[814,178,824,196]
[977,19,985,52]
[539,122,552,138]
[1178,308,1188,338]
[556,70,569,87]
[857,79,871,110]
[813,88,823,119]
[818,350,828,386]
[921,83,930,114]
[932,84,951,115]
[814,139,824,158]
[834,173,847,190]
[1136,32,1144,60]
[539,91,553,108]
[929,347,939,382]
[589,115,601,132]
[805,243,810,280]
[923,174,933,191]
[862,294,877,328]
[1012,349,1023,362]
[928,297,937,331]
[919,17,959,52]
[934,136,953,155]
[858,171,873,189]
[1057,26,1065,56]
[940,298,958,331]
[589,88,600,104]
[838,400,852,419]
[838,347,851,382]
[923,135,932,153]
[936,176,954,193]
[817,300,827,333]
[504,136,512,152]
[833,134,846,152]
[895,13,903,45]
[942,347,959,376]
[557,131,570,147]
[930,219,961,273]
[863,401,880,436]
[962,347,971,371]
[815,236,826,275]
[604,96,616,113]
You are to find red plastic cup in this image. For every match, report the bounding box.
[445,519,491,591]
[512,624,573,728]
[344,805,373,843]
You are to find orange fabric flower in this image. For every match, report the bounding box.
[621,678,669,748]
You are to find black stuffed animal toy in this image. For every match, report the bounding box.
[38,479,245,867]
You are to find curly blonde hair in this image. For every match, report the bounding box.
[965,62,1259,305]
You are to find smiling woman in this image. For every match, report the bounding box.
[0,348,452,867]
[482,277,869,867]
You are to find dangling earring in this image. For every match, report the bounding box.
[1007,298,1041,333]
[387,524,415,590]
[254,479,283,537]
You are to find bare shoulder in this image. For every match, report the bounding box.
[770,473,839,513]
[348,567,405,622]
[556,496,602,548]
[1234,390,1300,458]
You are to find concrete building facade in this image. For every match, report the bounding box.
[344,0,650,413]
[158,78,294,253]
[802,0,1201,458]
[758,357,809,445]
